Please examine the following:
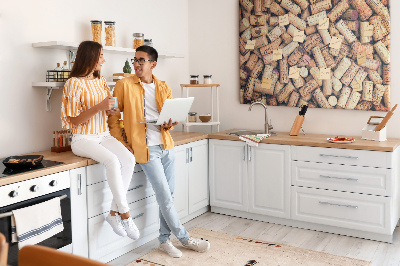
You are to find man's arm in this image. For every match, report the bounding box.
[161,84,177,131]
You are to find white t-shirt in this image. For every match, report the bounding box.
[143,81,162,146]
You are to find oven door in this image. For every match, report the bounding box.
[0,189,71,266]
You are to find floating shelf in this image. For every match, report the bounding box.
[183,122,221,126]
[32,81,116,88]
[180,84,220,87]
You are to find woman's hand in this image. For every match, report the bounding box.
[98,97,115,111]
[161,118,179,130]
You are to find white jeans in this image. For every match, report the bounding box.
[71,131,136,214]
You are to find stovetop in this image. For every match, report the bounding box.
[0,158,64,178]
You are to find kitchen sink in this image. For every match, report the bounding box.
[226,130,277,136]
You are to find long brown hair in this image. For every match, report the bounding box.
[70,41,102,79]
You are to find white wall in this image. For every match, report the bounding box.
[188,1,400,138]
[0,0,189,158]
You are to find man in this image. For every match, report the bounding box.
[108,45,210,258]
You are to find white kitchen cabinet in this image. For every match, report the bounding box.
[209,139,290,218]
[174,139,209,223]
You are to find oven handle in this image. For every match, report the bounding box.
[0,194,68,219]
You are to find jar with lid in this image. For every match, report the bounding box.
[104,21,116,47]
[90,20,102,44]
[133,33,144,49]
[190,75,199,84]
[188,112,197,122]
[143,39,153,47]
[203,75,212,84]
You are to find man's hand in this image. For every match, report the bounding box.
[161,118,179,130]
[106,108,119,116]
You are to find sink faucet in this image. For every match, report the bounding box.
[248,102,271,135]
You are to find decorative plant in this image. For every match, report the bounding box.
[123,59,132,74]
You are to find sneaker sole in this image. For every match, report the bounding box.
[183,242,210,253]
[159,247,183,258]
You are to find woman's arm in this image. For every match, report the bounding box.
[69,97,115,126]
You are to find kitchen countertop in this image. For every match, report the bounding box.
[1,130,399,186]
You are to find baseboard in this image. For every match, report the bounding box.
[181,206,210,224]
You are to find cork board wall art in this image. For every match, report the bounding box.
[239,0,391,111]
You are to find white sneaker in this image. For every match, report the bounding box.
[182,237,210,253]
[122,217,140,240]
[106,213,127,237]
[159,240,183,258]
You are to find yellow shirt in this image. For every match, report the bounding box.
[108,75,174,163]
[61,77,112,134]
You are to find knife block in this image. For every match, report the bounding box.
[290,115,305,136]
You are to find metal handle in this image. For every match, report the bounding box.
[132,212,144,219]
[319,154,359,160]
[319,201,358,209]
[248,146,251,161]
[243,145,246,160]
[77,174,82,196]
[320,175,358,182]
[186,148,189,164]
[190,147,193,163]
[132,184,144,190]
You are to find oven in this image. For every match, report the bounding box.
[0,169,71,266]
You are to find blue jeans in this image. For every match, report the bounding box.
[139,145,189,243]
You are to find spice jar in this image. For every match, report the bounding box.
[90,20,102,44]
[190,75,199,84]
[144,39,153,47]
[188,112,197,122]
[104,21,116,47]
[133,33,144,49]
[203,75,212,84]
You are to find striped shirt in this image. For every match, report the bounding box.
[61,76,112,134]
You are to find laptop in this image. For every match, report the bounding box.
[141,97,194,125]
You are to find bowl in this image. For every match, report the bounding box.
[199,114,211,122]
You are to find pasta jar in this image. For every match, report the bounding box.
[144,39,153,47]
[90,20,102,44]
[203,75,212,84]
[190,75,199,84]
[133,33,144,49]
[188,112,197,122]
[104,21,116,47]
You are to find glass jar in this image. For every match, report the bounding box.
[104,21,116,47]
[133,33,144,49]
[190,75,199,84]
[144,39,153,47]
[203,75,212,84]
[188,112,197,122]
[90,20,102,44]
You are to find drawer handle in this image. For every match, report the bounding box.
[320,175,358,182]
[319,154,359,160]
[132,212,144,219]
[132,184,144,190]
[319,201,358,209]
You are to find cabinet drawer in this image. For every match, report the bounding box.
[292,161,392,196]
[291,146,391,168]
[87,163,143,185]
[87,171,154,218]
[88,195,159,263]
[291,187,392,234]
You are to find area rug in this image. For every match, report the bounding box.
[129,227,371,266]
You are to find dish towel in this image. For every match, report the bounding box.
[11,197,64,249]
[239,134,270,147]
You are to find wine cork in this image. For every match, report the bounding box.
[360,59,380,71]
[367,69,383,84]
[288,91,300,107]
[274,81,285,96]
[241,28,252,42]
[312,46,327,68]
[365,0,390,19]
[350,0,373,21]
[383,85,390,108]
[337,86,352,109]
[260,37,282,56]
[280,57,289,83]
[351,68,368,90]
[283,41,299,57]
[351,42,373,58]
[374,41,390,64]
[310,0,332,15]
[323,71,333,96]
[297,54,312,67]
[383,64,390,85]
[254,0,263,15]
[240,18,251,33]
[327,0,350,22]
[334,45,350,66]
[288,12,307,31]
[299,79,319,98]
[314,88,333,108]
[303,33,323,52]
[343,20,359,32]
[240,50,250,67]
[310,0,325,4]
[240,0,254,13]
[307,11,327,26]
[287,24,298,37]
[329,35,343,57]
[270,2,286,16]
[359,22,372,43]
[262,64,274,80]
[355,100,373,110]
[332,76,343,92]
[244,77,255,102]
[341,9,359,21]
[336,19,357,43]
[318,29,331,45]
[320,46,336,68]
[341,61,360,86]
[334,57,352,79]
[240,87,244,104]
[252,26,268,38]
[263,0,273,11]
[250,15,267,26]
[282,32,293,44]
[301,6,311,21]
[255,70,278,95]
[254,36,269,49]
[241,8,251,21]
[369,16,388,42]
[252,91,262,102]
[305,26,318,36]
[310,67,323,86]
[292,76,306,89]
[293,0,309,10]
[329,22,340,36]
[372,84,386,105]
[266,95,278,106]
[299,67,309,78]
[240,68,248,80]
[245,54,258,73]
[345,90,361,109]
[250,59,264,78]
[268,26,284,42]
[239,38,247,55]
[262,53,274,65]
[269,16,279,27]
[277,81,295,103]
[281,0,301,16]
[288,46,305,66]
[382,34,390,47]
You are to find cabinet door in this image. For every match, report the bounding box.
[188,139,209,214]
[209,139,248,211]
[174,144,189,219]
[248,143,291,218]
[69,167,88,258]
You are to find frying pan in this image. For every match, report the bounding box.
[3,155,44,170]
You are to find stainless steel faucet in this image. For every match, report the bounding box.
[248,102,271,135]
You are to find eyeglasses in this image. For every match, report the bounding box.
[131,58,153,65]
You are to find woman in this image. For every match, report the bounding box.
[61,41,139,240]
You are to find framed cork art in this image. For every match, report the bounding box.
[239,0,391,111]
